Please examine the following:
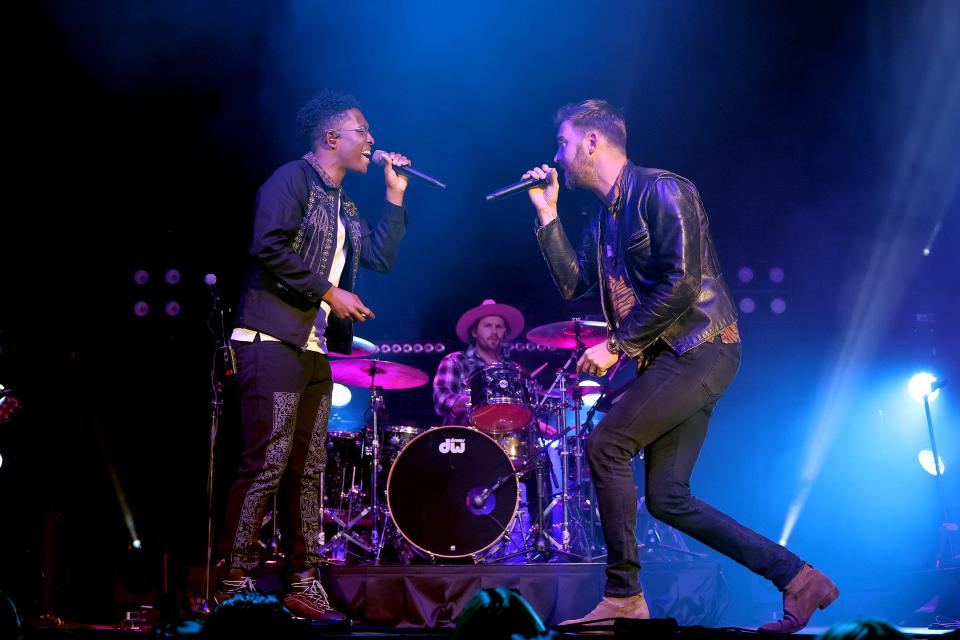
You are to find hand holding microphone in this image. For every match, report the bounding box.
[521,165,560,224]
[370,150,447,204]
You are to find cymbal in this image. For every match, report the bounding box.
[328,336,379,358]
[330,359,429,390]
[526,319,607,349]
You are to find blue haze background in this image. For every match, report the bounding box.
[1,0,958,627]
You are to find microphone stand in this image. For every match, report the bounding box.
[200,293,236,612]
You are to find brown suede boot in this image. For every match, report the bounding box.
[759,564,839,633]
[559,592,650,626]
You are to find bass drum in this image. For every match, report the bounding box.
[386,426,519,558]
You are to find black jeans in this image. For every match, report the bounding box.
[219,337,333,578]
[586,338,803,597]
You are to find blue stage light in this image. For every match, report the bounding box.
[332,383,352,408]
[908,372,940,402]
[918,449,946,475]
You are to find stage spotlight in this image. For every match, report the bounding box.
[739,297,756,314]
[737,266,754,283]
[133,301,149,317]
[132,538,142,549]
[133,269,149,285]
[424,343,435,353]
[164,269,181,285]
[436,343,446,353]
[769,267,785,283]
[918,449,946,476]
[770,298,786,314]
[403,344,413,353]
[413,344,424,353]
[580,380,602,408]
[0,452,4,470]
[165,301,181,317]
[908,372,940,402]
[332,383,352,408]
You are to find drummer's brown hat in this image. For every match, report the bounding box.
[456,299,525,344]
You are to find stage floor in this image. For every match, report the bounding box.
[16,562,957,638]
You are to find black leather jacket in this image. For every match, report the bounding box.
[535,162,737,358]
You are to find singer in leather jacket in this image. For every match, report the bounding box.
[523,99,837,632]
[536,162,737,357]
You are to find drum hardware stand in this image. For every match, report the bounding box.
[480,440,584,563]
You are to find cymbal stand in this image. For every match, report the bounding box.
[366,383,391,560]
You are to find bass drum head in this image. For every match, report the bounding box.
[387,426,519,558]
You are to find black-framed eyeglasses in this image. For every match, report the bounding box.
[329,126,372,139]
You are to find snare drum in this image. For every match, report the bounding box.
[468,362,533,434]
[387,426,519,558]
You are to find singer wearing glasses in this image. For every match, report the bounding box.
[216,90,410,622]
[522,99,838,633]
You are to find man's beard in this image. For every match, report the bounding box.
[563,148,593,190]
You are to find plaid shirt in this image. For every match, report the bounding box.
[432,345,513,425]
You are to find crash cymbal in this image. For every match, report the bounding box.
[526,319,607,349]
[330,359,430,390]
[328,336,379,358]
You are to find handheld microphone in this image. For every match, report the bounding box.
[371,150,446,189]
[485,176,548,202]
[471,489,490,509]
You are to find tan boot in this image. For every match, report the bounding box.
[759,564,839,634]
[559,592,650,626]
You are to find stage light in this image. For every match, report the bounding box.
[918,449,946,476]
[133,301,149,317]
[0,452,3,470]
[402,344,413,353]
[165,301,181,317]
[580,381,602,408]
[132,538,142,549]
[908,372,940,402]
[164,269,181,285]
[133,269,149,285]
[769,267,785,284]
[737,266,754,283]
[770,298,786,314]
[413,344,424,353]
[739,297,756,314]
[332,383,352,408]
[435,343,446,353]
[922,248,931,256]
[424,344,435,353]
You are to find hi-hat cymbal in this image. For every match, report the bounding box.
[330,359,430,390]
[526,319,607,349]
[328,336,379,358]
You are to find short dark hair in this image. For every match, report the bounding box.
[554,99,627,152]
[452,588,548,640]
[296,89,361,148]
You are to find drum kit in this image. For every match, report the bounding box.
[309,318,612,564]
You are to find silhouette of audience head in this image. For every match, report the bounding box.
[453,587,550,640]
[203,591,294,639]
[817,619,909,640]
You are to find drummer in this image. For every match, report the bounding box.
[432,299,525,424]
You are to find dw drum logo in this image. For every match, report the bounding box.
[438,438,466,454]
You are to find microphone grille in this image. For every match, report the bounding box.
[370,149,385,165]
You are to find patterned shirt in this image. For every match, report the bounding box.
[432,345,513,425]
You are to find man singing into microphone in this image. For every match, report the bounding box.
[522,100,837,633]
[216,90,410,622]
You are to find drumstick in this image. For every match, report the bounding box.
[529,362,548,378]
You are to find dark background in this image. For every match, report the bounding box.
[1,0,958,627]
